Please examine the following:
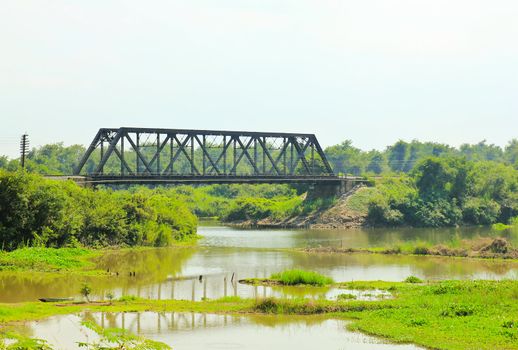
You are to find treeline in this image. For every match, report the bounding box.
[326,139,518,175]
[0,171,197,250]
[1,139,517,177]
[366,157,518,227]
[1,140,518,229]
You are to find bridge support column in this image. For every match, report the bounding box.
[306,179,356,200]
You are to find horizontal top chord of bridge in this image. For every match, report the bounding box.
[96,127,317,139]
[74,127,335,183]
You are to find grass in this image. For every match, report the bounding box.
[270,269,334,286]
[342,279,518,350]
[0,248,99,272]
[0,279,517,349]
[302,236,518,260]
[345,187,377,213]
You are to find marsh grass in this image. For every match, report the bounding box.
[0,248,97,272]
[0,280,518,349]
[337,293,357,300]
[270,270,334,286]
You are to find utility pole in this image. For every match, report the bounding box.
[20,133,29,169]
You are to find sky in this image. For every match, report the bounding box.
[1,0,517,158]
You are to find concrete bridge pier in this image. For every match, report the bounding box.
[306,178,361,200]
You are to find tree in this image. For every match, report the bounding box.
[387,141,408,172]
[412,156,472,204]
[366,151,386,174]
[504,139,518,168]
[459,140,504,162]
[324,140,366,175]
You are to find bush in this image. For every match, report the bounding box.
[404,276,423,283]
[0,171,197,249]
[337,293,356,300]
[440,303,476,317]
[367,195,404,226]
[270,269,334,286]
[463,197,501,225]
[413,246,430,255]
[223,196,302,222]
[407,199,463,227]
[80,284,92,302]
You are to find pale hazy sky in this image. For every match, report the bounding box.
[1,0,517,158]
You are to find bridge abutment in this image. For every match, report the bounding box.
[306,179,360,201]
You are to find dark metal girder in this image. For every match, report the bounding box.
[74,127,336,181]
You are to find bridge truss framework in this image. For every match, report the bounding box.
[74,127,338,185]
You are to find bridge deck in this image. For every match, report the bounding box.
[47,175,366,186]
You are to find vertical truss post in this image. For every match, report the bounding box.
[283,137,287,175]
[170,134,174,175]
[190,135,194,175]
[253,137,258,175]
[311,143,315,175]
[100,139,104,175]
[290,139,294,175]
[262,137,266,175]
[120,132,125,176]
[202,135,206,175]
[136,133,141,175]
[223,135,227,175]
[233,137,237,175]
[156,133,160,175]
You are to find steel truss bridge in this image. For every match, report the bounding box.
[74,127,348,186]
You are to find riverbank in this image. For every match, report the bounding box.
[0,248,101,273]
[300,236,518,260]
[227,186,370,229]
[1,279,517,349]
[0,241,199,274]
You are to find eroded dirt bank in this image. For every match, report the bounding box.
[230,186,369,229]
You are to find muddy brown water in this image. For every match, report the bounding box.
[4,224,517,349]
[0,224,516,303]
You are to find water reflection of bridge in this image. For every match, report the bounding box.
[112,273,272,301]
[87,311,242,334]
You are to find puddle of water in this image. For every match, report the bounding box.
[14,312,422,350]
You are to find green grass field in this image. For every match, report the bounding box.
[0,248,98,272]
[0,279,517,349]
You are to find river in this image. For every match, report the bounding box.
[3,223,517,349]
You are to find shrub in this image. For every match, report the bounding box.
[80,284,92,302]
[367,195,404,226]
[270,269,334,286]
[413,246,430,255]
[409,318,427,326]
[492,223,512,231]
[502,320,516,329]
[337,293,356,300]
[462,197,501,225]
[404,276,423,283]
[0,171,197,249]
[441,303,476,317]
